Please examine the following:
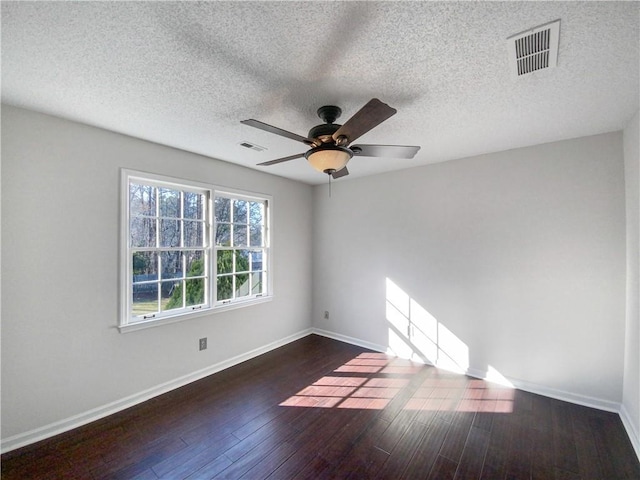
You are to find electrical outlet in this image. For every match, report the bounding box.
[199,337,207,351]
[324,311,329,319]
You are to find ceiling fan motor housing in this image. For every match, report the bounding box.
[309,105,344,144]
[308,123,341,143]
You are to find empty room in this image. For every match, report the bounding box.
[1,1,639,479]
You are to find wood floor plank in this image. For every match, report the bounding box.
[401,417,452,479]
[130,469,159,480]
[478,406,514,479]
[265,407,361,478]
[212,431,292,480]
[223,418,297,463]
[238,441,298,479]
[551,401,580,475]
[570,404,605,479]
[231,405,289,440]
[153,433,239,479]
[429,454,459,479]
[502,422,532,480]
[184,455,233,480]
[292,454,334,479]
[438,410,475,464]
[530,425,556,480]
[376,421,428,479]
[93,436,188,480]
[325,417,392,479]
[453,425,490,480]
[2,335,638,480]
[313,409,379,468]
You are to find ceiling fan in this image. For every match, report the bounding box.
[241,98,420,179]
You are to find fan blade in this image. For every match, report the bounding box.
[332,166,349,179]
[332,98,397,145]
[241,119,313,145]
[257,153,305,166]
[351,144,420,159]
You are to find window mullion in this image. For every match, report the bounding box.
[179,191,184,248]
[158,249,163,314]
[181,250,186,309]
[232,250,237,300]
[155,188,160,248]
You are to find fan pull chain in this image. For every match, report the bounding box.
[328,173,332,198]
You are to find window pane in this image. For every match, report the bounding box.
[184,192,203,219]
[251,272,263,295]
[236,249,249,273]
[216,224,230,246]
[185,251,205,277]
[184,220,203,247]
[185,278,205,306]
[160,251,182,279]
[217,250,233,274]
[159,188,180,218]
[161,281,182,311]
[130,184,156,217]
[215,197,230,222]
[217,275,233,301]
[249,225,262,247]
[249,201,263,225]
[160,219,181,247]
[233,199,247,223]
[131,217,156,247]
[132,252,157,277]
[233,225,247,247]
[235,273,249,297]
[132,282,158,317]
[250,251,263,272]
[124,173,215,326]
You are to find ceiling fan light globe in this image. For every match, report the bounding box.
[305,145,352,174]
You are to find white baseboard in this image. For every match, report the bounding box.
[1,328,313,454]
[464,367,621,413]
[311,328,388,353]
[620,404,640,461]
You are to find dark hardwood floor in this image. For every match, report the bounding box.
[2,334,639,479]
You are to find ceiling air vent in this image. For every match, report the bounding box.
[239,141,266,152]
[507,19,560,77]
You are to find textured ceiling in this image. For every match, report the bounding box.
[2,1,639,185]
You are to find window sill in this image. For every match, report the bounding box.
[118,295,273,333]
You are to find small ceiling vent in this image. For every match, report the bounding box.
[507,19,560,77]
[239,141,267,152]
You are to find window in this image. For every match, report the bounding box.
[214,194,268,304]
[120,170,271,331]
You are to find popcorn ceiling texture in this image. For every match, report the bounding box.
[2,1,638,184]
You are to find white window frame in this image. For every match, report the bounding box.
[213,191,270,307]
[119,169,272,332]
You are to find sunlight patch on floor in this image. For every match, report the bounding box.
[279,352,514,413]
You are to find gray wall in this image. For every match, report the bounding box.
[1,105,314,441]
[312,133,627,406]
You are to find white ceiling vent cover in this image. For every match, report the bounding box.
[507,19,560,77]
[239,141,267,152]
